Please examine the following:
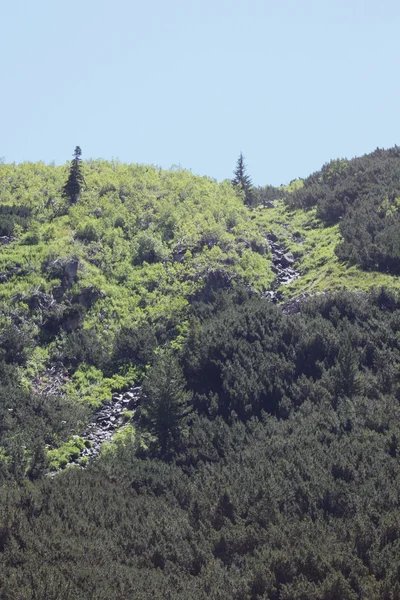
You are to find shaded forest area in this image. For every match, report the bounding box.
[1,290,400,598]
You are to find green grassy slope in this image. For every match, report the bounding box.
[254,199,400,299]
[0,161,274,404]
[2,159,400,381]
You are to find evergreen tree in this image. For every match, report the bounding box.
[63,146,85,204]
[332,334,362,399]
[141,353,192,456]
[232,152,255,206]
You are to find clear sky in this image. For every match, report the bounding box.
[2,0,400,185]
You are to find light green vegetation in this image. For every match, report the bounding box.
[0,161,273,304]
[47,435,90,470]
[122,409,133,421]
[100,423,136,456]
[254,200,400,298]
[65,364,136,407]
[281,178,304,193]
[0,160,274,405]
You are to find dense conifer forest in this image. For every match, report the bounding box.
[1,148,400,598]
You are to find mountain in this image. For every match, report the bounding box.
[0,150,400,598]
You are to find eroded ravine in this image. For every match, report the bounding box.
[263,234,300,303]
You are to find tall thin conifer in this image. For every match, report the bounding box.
[63,146,85,204]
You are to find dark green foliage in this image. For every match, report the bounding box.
[232,152,255,207]
[141,353,192,456]
[112,323,157,368]
[0,323,32,365]
[133,232,167,264]
[62,146,85,204]
[183,289,400,427]
[287,147,400,272]
[42,304,86,338]
[55,328,108,371]
[0,205,31,237]
[1,291,400,595]
[0,321,88,484]
[254,184,285,207]
[331,334,362,400]
[74,222,99,243]
[184,294,291,418]
[0,389,399,598]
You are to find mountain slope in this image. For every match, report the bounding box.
[1,151,400,599]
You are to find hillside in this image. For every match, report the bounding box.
[1,150,400,598]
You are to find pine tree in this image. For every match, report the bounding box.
[232,152,255,206]
[63,146,85,204]
[333,334,362,399]
[141,353,192,456]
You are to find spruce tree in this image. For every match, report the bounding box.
[141,353,192,456]
[333,334,362,399]
[63,146,85,204]
[232,152,255,206]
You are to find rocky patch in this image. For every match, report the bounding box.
[263,235,300,302]
[73,386,140,465]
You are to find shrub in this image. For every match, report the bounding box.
[56,328,108,371]
[75,223,99,243]
[133,233,168,264]
[112,324,157,369]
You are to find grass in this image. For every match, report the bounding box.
[253,201,400,299]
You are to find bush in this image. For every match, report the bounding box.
[133,233,168,264]
[75,223,99,243]
[56,328,108,371]
[114,216,125,229]
[0,324,33,365]
[112,324,157,370]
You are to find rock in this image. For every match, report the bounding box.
[276,253,294,268]
[267,232,278,242]
[97,415,111,423]
[64,259,79,284]
[292,235,303,244]
[47,385,142,475]
[76,286,103,309]
[173,251,186,263]
[0,236,16,244]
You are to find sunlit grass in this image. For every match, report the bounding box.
[253,200,400,299]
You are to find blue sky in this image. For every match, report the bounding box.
[2,0,400,185]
